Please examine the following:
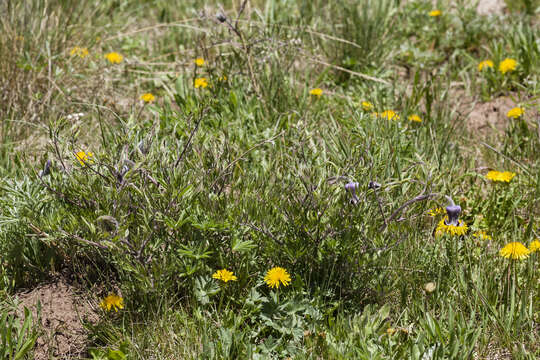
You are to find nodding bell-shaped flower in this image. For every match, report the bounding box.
[344,182,360,205]
[435,196,468,237]
[216,13,227,23]
[39,160,51,178]
[444,196,461,226]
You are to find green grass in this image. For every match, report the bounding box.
[0,0,539,358]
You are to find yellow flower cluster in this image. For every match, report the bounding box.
[477,60,494,71]
[212,269,237,283]
[428,207,445,217]
[485,170,516,183]
[361,101,373,111]
[211,266,292,289]
[264,267,291,288]
[375,110,400,121]
[105,52,123,64]
[499,58,517,74]
[429,10,442,17]
[309,88,323,97]
[140,93,156,103]
[70,46,89,58]
[506,107,524,119]
[499,242,530,260]
[194,57,205,67]
[100,294,124,312]
[408,114,422,123]
[472,230,492,241]
[365,105,421,123]
[75,151,94,166]
[435,217,468,237]
[194,77,208,88]
[530,240,540,253]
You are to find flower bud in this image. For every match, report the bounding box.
[344,182,360,205]
[216,13,227,23]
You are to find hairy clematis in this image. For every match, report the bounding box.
[345,182,360,205]
[435,196,468,236]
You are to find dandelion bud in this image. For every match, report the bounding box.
[344,182,360,205]
[216,13,227,23]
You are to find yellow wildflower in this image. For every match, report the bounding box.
[194,77,208,88]
[485,171,516,183]
[529,240,540,253]
[408,114,422,123]
[309,88,323,97]
[194,57,205,67]
[380,110,400,120]
[361,101,373,111]
[212,269,238,283]
[105,52,123,64]
[99,294,124,312]
[70,46,89,59]
[428,207,445,217]
[75,151,94,166]
[472,230,492,241]
[264,267,291,289]
[140,93,155,103]
[499,242,530,260]
[506,107,524,119]
[498,58,517,74]
[429,10,442,17]
[435,217,468,237]
[477,60,494,71]
[387,327,408,336]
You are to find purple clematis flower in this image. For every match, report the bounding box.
[444,196,461,226]
[345,182,360,205]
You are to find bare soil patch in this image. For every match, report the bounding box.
[16,278,98,360]
[465,96,515,136]
[476,0,506,15]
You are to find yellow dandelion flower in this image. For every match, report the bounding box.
[499,58,517,74]
[264,267,291,289]
[361,101,373,111]
[485,170,516,183]
[105,52,123,64]
[70,46,89,59]
[506,107,524,119]
[435,217,468,237]
[386,327,397,336]
[75,151,94,166]
[408,114,422,123]
[212,269,238,283]
[429,10,442,17]
[140,93,155,103]
[428,207,445,217]
[499,242,530,260]
[380,110,400,120]
[194,77,208,88]
[194,57,205,67]
[309,88,323,97]
[477,60,494,71]
[99,294,124,312]
[529,240,540,253]
[472,230,492,241]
